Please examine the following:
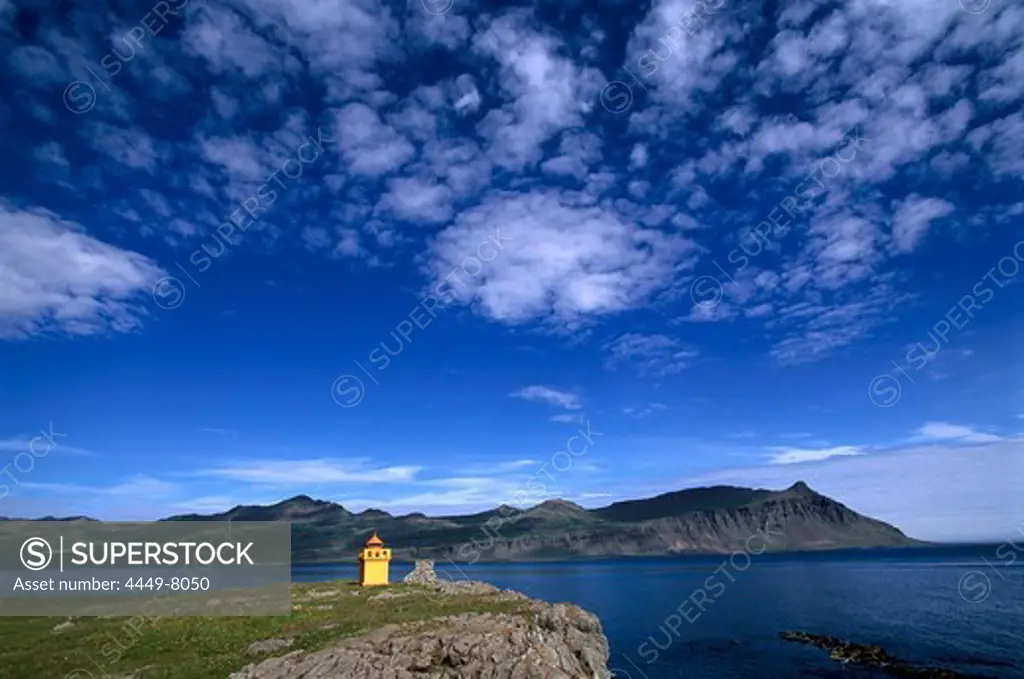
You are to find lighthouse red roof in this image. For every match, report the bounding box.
[365,532,383,547]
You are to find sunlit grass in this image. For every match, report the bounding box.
[0,580,531,679]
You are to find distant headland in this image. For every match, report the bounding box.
[3,482,925,562]
[151,481,924,563]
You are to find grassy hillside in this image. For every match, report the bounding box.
[0,581,531,679]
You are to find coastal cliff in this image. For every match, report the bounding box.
[231,563,611,678]
[231,602,610,679]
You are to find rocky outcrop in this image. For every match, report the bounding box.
[403,561,531,600]
[230,599,611,678]
[403,560,439,585]
[780,631,993,678]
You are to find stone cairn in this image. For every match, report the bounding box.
[402,559,439,585]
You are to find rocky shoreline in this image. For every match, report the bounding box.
[230,561,612,678]
[780,631,994,678]
[230,565,1000,679]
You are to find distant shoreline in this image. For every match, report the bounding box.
[293,542,1015,567]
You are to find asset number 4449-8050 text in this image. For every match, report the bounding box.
[125,576,210,591]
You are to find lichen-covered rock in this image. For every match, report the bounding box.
[368,590,416,601]
[229,599,611,678]
[51,620,74,634]
[436,579,501,596]
[246,638,294,656]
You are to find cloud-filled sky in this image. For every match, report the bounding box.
[0,0,1021,542]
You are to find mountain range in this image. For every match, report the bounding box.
[161,481,923,562]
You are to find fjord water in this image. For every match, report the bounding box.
[294,546,1023,678]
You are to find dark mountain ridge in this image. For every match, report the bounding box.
[5,482,921,561]
[154,481,923,562]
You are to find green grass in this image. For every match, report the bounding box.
[0,580,533,679]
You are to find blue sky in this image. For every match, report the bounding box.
[0,0,1021,542]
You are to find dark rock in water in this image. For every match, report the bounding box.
[780,631,996,679]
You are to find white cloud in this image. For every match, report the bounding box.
[510,385,582,410]
[23,475,177,497]
[7,44,64,86]
[228,0,400,104]
[388,100,438,144]
[451,73,481,115]
[342,458,604,513]
[193,459,423,485]
[682,301,738,323]
[85,122,160,172]
[623,403,669,419]
[172,495,243,514]
[768,279,902,365]
[377,176,453,224]
[601,0,1022,371]
[339,474,530,513]
[301,227,332,251]
[425,191,697,329]
[912,421,1002,444]
[33,141,69,169]
[624,0,739,112]
[331,103,415,177]
[460,459,539,475]
[343,487,501,511]
[541,131,603,180]
[891,195,955,253]
[0,203,165,339]
[199,135,267,182]
[629,143,648,169]
[334,227,372,261]
[0,437,92,456]
[183,3,296,78]
[473,10,604,169]
[605,333,698,376]
[496,459,537,471]
[408,8,470,51]
[199,426,238,436]
[210,88,239,119]
[767,445,862,465]
[413,138,493,198]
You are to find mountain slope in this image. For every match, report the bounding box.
[592,484,772,523]
[160,481,922,562]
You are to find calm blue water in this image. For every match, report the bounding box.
[294,546,1023,678]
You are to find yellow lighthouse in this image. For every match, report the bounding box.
[358,532,391,587]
